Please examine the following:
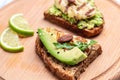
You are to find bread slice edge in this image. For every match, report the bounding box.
[35,35,102,80]
[44,11,104,37]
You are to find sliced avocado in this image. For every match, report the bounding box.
[38,29,87,65]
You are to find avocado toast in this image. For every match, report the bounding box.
[44,0,104,37]
[35,28,102,80]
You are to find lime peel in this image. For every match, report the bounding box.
[0,28,24,53]
[9,14,34,36]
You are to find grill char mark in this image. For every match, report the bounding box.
[59,0,62,4]
[77,3,86,11]
[85,8,95,17]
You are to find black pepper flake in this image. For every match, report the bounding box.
[51,33,53,36]
[57,52,60,54]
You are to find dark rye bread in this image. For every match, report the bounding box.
[44,11,104,37]
[35,36,102,80]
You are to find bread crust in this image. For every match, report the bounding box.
[44,12,104,37]
[35,36,102,80]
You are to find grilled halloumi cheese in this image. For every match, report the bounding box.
[54,0,96,20]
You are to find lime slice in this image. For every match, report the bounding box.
[9,14,34,36]
[0,28,24,53]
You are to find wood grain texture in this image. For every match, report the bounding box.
[0,0,120,80]
[109,69,120,80]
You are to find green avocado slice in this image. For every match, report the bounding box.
[38,29,87,65]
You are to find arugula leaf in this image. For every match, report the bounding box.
[53,40,97,51]
[74,42,89,51]
[88,40,97,46]
[53,43,74,50]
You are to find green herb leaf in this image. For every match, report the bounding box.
[74,42,89,51]
[88,40,97,46]
[53,43,74,50]
[53,40,97,51]
[53,43,64,49]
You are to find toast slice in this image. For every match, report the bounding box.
[44,11,104,37]
[44,0,104,37]
[35,28,102,80]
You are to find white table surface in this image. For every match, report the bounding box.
[0,0,13,8]
[116,0,120,3]
[0,0,120,9]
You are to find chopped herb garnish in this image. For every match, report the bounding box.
[53,40,97,51]
[53,43,74,50]
[73,42,89,51]
[88,40,97,46]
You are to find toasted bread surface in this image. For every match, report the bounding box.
[35,29,102,80]
[44,12,104,37]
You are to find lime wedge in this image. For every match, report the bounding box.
[0,28,24,53]
[9,14,34,36]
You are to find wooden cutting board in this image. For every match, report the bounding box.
[0,0,120,80]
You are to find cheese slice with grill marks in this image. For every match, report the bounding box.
[54,0,96,20]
